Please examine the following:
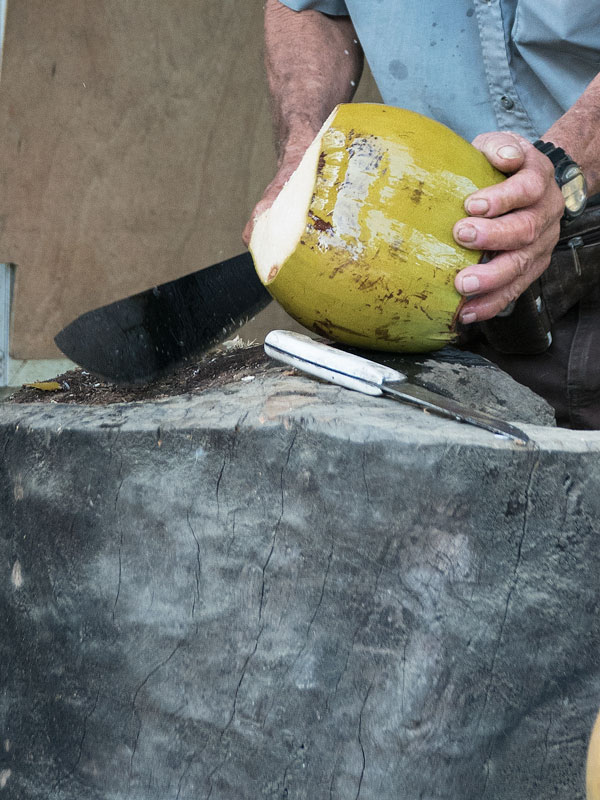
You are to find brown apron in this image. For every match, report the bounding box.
[462,205,600,429]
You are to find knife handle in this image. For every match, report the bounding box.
[264,330,406,396]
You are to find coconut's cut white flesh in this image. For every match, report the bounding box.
[251,108,337,284]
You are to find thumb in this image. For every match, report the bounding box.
[471,132,526,174]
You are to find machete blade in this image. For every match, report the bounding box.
[54,251,270,384]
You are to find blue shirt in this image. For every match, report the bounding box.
[280,0,600,143]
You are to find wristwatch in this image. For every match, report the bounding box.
[533,139,587,220]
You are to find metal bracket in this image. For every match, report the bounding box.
[0,2,9,385]
[0,263,14,386]
[0,0,6,83]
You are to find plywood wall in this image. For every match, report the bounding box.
[0,0,380,358]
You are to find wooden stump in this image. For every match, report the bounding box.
[1,358,598,799]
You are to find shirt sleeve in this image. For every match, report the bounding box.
[278,0,349,15]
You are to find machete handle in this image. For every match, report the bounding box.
[264,330,405,396]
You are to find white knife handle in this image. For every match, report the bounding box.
[264,330,406,396]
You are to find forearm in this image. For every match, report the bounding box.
[544,72,600,195]
[264,0,363,162]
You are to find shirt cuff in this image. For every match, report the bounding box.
[277,0,349,15]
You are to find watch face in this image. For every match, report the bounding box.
[561,164,587,215]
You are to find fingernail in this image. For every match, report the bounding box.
[459,275,480,294]
[466,198,489,215]
[456,224,477,243]
[497,145,521,160]
[460,311,477,325]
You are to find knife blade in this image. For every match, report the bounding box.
[264,330,529,444]
[54,251,270,384]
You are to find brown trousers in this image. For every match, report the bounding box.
[464,206,600,430]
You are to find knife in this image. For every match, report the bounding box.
[54,251,270,384]
[264,330,529,444]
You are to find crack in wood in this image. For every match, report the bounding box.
[355,680,374,800]
[187,510,202,618]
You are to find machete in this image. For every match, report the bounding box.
[54,251,270,384]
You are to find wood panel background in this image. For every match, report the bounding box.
[0,0,380,358]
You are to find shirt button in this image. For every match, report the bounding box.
[501,95,515,110]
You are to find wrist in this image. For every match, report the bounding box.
[543,112,600,196]
[277,116,324,165]
[533,139,588,220]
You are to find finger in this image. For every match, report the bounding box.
[454,229,557,297]
[464,167,556,218]
[465,139,561,219]
[454,202,562,252]
[457,252,555,324]
[458,280,541,324]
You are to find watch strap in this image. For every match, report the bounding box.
[533,139,570,168]
[533,139,587,220]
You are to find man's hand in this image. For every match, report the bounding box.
[453,132,565,325]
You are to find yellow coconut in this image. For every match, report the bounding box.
[588,711,600,800]
[250,103,504,352]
